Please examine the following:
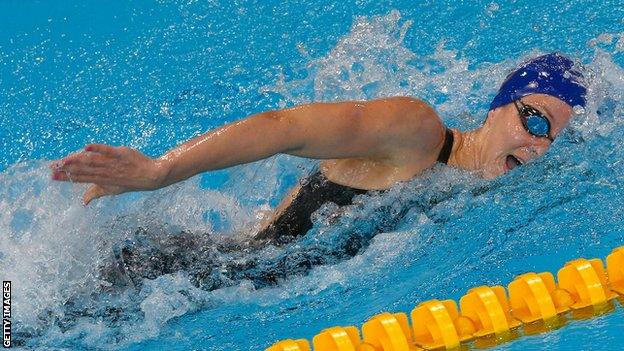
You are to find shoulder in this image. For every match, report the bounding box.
[391,96,443,129]
[371,96,446,152]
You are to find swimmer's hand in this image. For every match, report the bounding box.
[49,144,167,205]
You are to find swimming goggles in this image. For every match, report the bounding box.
[513,100,553,141]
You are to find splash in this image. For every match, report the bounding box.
[1,8,624,351]
[0,161,256,348]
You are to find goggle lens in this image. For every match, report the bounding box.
[525,115,550,137]
[514,100,552,141]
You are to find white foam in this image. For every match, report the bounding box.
[2,10,624,350]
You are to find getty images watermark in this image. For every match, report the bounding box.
[3,281,10,348]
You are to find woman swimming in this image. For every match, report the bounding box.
[51,52,586,250]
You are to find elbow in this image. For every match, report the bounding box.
[257,110,305,154]
[260,110,286,122]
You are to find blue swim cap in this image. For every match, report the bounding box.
[489,53,587,111]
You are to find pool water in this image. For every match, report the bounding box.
[1,1,624,350]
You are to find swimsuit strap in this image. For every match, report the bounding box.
[436,128,454,164]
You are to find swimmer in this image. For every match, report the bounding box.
[50,52,586,247]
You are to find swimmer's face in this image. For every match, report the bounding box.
[480,93,574,178]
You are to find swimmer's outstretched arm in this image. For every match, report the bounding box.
[50,96,442,205]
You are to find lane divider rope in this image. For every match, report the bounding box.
[266,246,624,351]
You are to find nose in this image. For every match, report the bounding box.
[524,138,552,159]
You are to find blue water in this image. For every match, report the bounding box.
[1,1,624,350]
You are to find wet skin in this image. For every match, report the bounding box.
[49,94,574,210]
[48,93,577,292]
[447,93,574,178]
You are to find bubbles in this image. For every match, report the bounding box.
[568,50,624,139]
[617,34,624,52]
[134,272,209,338]
[0,160,260,348]
[487,2,500,13]
[2,5,624,351]
[588,32,624,50]
[573,105,586,115]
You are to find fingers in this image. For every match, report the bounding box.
[51,170,114,185]
[84,144,122,158]
[64,152,111,168]
[50,144,147,193]
[49,143,120,173]
[51,165,108,182]
[50,144,132,206]
[50,151,114,182]
[83,185,107,206]
[49,144,118,170]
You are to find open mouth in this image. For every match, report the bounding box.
[505,154,524,171]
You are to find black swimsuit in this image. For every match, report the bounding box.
[254,127,454,245]
[106,128,454,290]
[254,170,369,245]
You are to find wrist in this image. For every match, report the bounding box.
[152,157,173,189]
